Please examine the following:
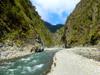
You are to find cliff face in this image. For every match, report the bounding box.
[0,0,53,47]
[62,0,100,47]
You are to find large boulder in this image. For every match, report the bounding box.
[33,35,44,52]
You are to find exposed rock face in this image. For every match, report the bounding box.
[31,35,44,52]
[62,0,100,47]
[0,0,53,47]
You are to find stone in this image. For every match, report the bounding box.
[0,43,4,48]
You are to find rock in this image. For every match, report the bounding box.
[4,40,13,47]
[35,47,44,52]
[30,46,36,52]
[0,43,4,48]
[33,35,44,52]
[30,45,44,53]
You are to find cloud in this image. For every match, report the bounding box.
[30,0,80,25]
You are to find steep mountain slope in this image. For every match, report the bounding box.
[0,0,53,47]
[62,0,100,47]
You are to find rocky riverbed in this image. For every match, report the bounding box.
[47,47,100,75]
[0,44,34,61]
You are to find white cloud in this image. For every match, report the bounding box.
[30,0,80,24]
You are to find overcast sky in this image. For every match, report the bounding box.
[30,0,80,25]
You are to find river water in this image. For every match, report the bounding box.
[0,50,58,75]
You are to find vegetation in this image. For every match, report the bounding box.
[62,0,100,47]
[44,21,64,46]
[0,0,53,47]
[44,21,63,33]
[54,27,64,46]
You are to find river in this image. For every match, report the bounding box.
[0,50,58,75]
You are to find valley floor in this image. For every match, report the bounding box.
[47,47,100,75]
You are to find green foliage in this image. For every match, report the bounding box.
[63,0,100,47]
[0,0,53,47]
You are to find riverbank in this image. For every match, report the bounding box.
[47,47,100,75]
[44,47,64,51]
[0,44,34,62]
[0,44,61,63]
[0,45,60,62]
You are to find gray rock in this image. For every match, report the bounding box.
[33,35,44,52]
[0,43,4,48]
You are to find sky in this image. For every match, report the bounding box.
[30,0,80,25]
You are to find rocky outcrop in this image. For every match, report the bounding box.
[62,0,100,47]
[31,35,44,52]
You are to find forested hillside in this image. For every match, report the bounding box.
[62,0,100,47]
[0,0,53,47]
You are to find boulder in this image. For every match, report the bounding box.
[33,35,44,52]
[0,43,4,48]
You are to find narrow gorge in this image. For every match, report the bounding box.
[0,0,100,75]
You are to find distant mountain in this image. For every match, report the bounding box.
[44,21,63,33]
[62,0,100,47]
[44,21,64,46]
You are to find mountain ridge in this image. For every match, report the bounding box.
[44,21,63,33]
